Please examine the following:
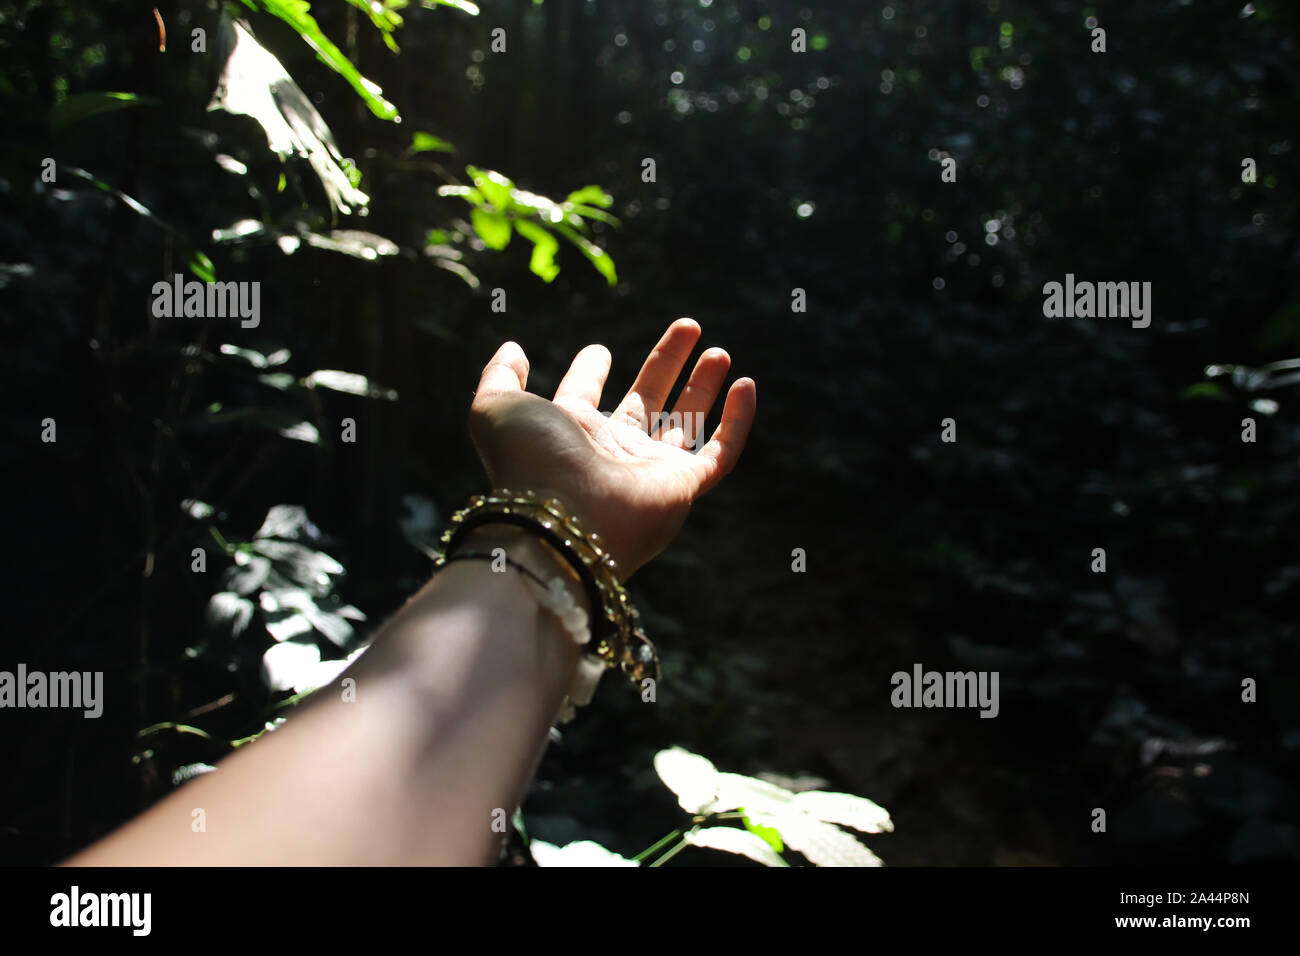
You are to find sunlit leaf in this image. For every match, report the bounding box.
[741,812,784,852]
[515,220,560,282]
[465,165,513,210]
[653,746,721,813]
[213,219,266,243]
[206,590,256,636]
[411,131,456,153]
[552,222,617,285]
[303,369,399,400]
[564,185,614,208]
[259,372,297,390]
[530,840,638,867]
[240,1,399,120]
[421,0,480,15]
[219,343,270,367]
[182,498,215,520]
[685,827,788,867]
[791,790,894,834]
[262,638,367,693]
[471,208,512,250]
[254,504,321,542]
[778,816,884,867]
[209,16,371,215]
[299,229,400,260]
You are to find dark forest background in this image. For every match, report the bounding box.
[1,0,1298,866]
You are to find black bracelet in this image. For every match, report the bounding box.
[441,512,609,643]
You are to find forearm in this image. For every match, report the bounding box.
[65,528,583,866]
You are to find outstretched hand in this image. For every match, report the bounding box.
[467,318,756,578]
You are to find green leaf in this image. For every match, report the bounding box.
[343,0,405,46]
[50,91,155,133]
[741,811,784,853]
[243,0,400,121]
[564,185,614,208]
[412,131,456,153]
[515,220,560,282]
[466,165,514,210]
[565,203,621,226]
[189,251,217,283]
[471,208,512,250]
[1183,382,1224,400]
[552,222,617,285]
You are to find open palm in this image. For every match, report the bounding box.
[467,318,757,578]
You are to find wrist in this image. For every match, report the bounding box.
[454,525,591,617]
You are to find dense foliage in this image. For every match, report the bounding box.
[1,0,1297,865]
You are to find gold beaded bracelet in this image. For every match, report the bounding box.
[434,489,660,689]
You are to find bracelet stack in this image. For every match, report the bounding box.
[434,489,659,721]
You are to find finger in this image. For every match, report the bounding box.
[613,318,701,430]
[690,377,757,497]
[473,341,529,405]
[661,346,731,449]
[553,343,612,408]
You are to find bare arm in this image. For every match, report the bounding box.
[65,318,755,866]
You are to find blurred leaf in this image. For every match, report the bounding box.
[411,131,456,153]
[437,184,485,206]
[220,344,270,368]
[564,185,614,208]
[465,165,513,210]
[188,251,217,282]
[299,229,399,260]
[471,208,512,250]
[213,219,266,243]
[240,1,399,120]
[206,591,256,636]
[50,91,155,132]
[552,222,617,285]
[209,16,371,214]
[1183,382,1224,399]
[303,369,399,400]
[515,220,560,282]
[421,0,480,15]
[254,504,322,542]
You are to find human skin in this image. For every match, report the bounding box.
[65,318,756,866]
